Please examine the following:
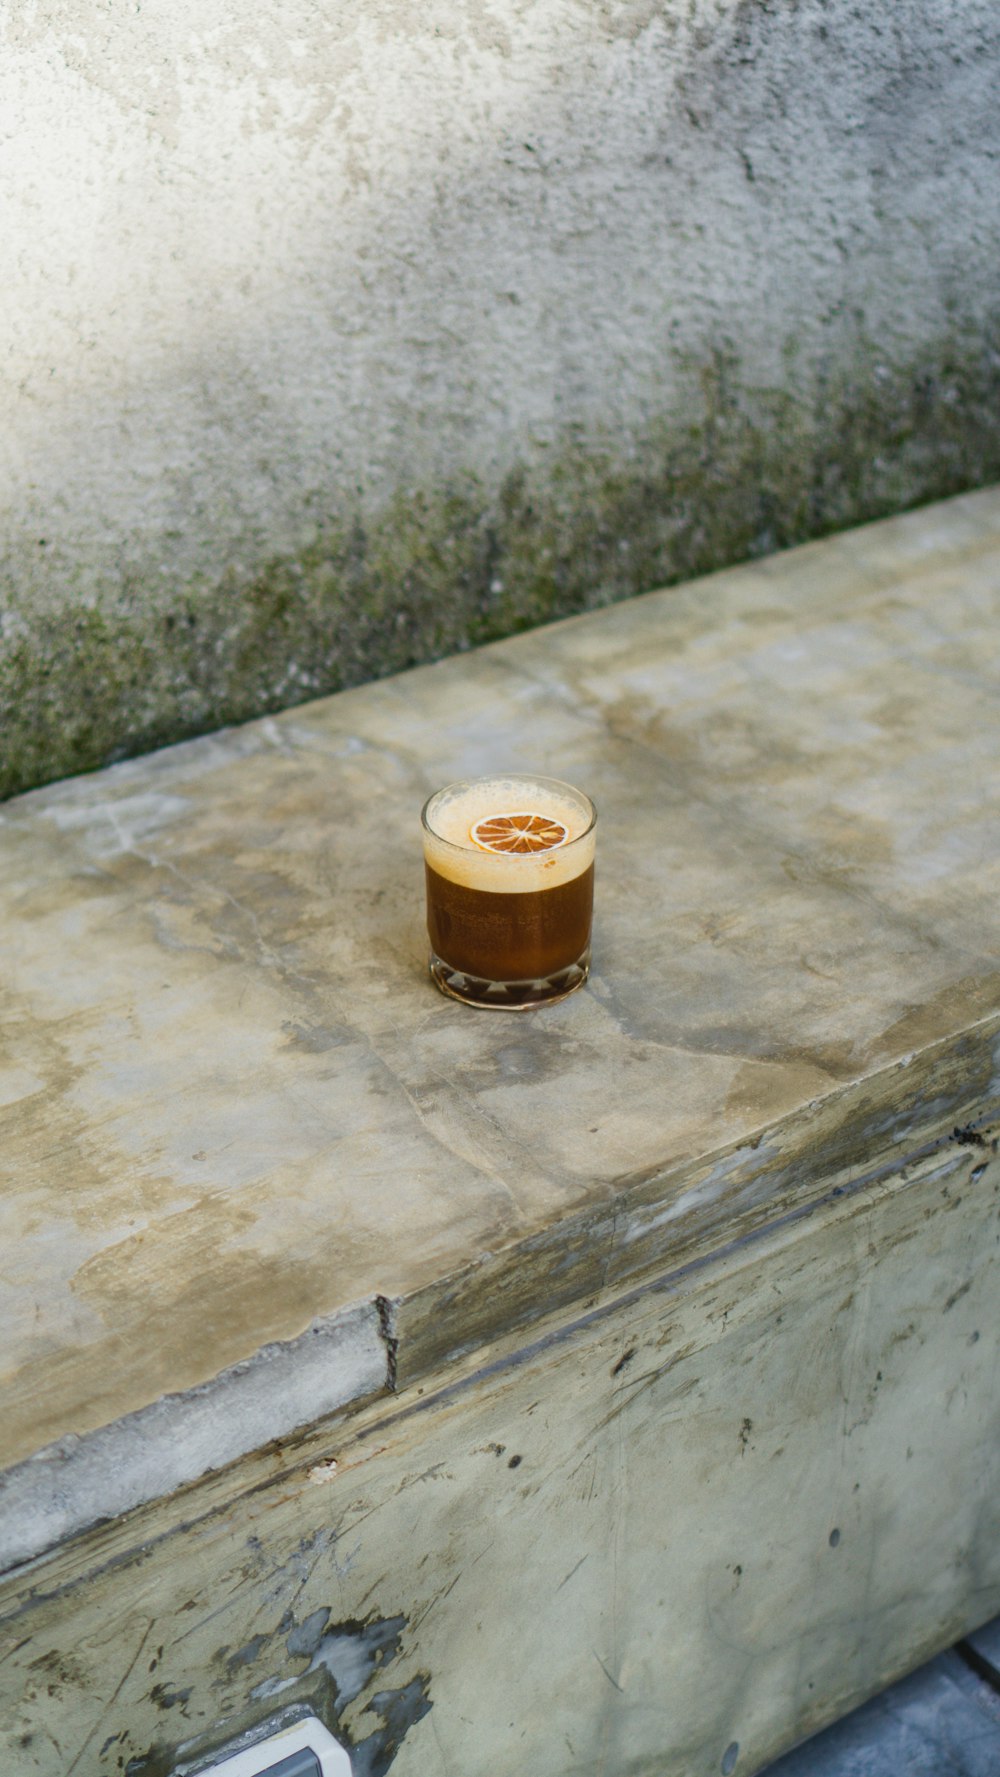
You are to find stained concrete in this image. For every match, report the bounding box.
[1,486,999,1578]
[3,1,1000,795]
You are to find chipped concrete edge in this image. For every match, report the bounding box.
[383,1014,1000,1390]
[0,1299,387,1578]
[3,1019,999,1580]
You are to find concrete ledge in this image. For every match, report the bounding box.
[0,1302,385,1575]
[2,486,1000,1589]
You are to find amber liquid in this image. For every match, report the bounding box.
[425,861,594,982]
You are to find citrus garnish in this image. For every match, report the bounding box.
[470,811,569,854]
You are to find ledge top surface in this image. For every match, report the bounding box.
[3,488,1000,1498]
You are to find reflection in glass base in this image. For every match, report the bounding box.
[429,946,591,1010]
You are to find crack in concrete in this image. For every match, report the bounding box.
[375,1295,399,1394]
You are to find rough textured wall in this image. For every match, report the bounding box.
[2,0,1000,798]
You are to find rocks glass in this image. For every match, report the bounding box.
[421,773,596,1009]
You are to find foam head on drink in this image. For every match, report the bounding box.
[422,774,596,987]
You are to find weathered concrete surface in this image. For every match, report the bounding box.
[3,1,1000,796]
[1,1134,998,1775]
[1,487,999,1580]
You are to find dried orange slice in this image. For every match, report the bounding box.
[470,811,569,854]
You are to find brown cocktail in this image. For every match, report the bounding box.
[421,774,596,1008]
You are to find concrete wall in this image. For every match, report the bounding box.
[3,0,1000,798]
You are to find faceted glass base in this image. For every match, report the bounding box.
[428,946,591,1010]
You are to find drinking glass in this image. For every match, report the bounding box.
[421,773,596,1009]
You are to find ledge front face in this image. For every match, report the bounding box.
[1,489,999,1547]
[2,1128,999,1777]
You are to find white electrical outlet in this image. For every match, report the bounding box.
[181,1716,352,1777]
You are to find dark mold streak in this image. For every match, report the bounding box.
[4,328,1000,803]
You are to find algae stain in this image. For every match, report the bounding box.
[3,324,1000,804]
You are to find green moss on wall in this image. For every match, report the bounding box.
[3,327,1000,803]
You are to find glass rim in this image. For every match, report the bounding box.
[421,773,597,856]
